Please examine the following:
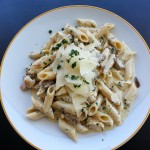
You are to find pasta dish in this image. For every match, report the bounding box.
[21,18,140,142]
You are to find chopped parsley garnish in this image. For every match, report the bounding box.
[66,58,71,63]
[48,30,52,34]
[52,39,68,51]
[43,62,47,65]
[64,74,69,78]
[86,102,90,108]
[118,82,122,87]
[62,39,68,44]
[79,57,85,60]
[69,49,80,58]
[71,75,79,80]
[57,64,61,70]
[96,123,99,126]
[96,102,98,106]
[74,84,81,88]
[81,108,84,112]
[75,26,78,28]
[83,80,89,84]
[110,47,115,53]
[71,62,77,69]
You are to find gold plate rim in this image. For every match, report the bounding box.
[0,5,150,150]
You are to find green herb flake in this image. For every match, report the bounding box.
[52,47,56,51]
[111,47,115,53]
[62,39,68,44]
[57,64,61,70]
[118,82,122,87]
[79,57,85,60]
[43,62,47,65]
[86,102,90,108]
[66,58,71,63]
[49,30,52,34]
[74,84,81,88]
[96,123,99,126]
[81,108,84,112]
[96,102,98,106]
[69,49,80,58]
[61,28,64,31]
[83,80,89,84]
[71,75,79,80]
[64,74,69,78]
[71,62,77,69]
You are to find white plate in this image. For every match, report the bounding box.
[1,5,150,150]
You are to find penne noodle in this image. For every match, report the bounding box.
[77,18,97,27]
[88,94,103,116]
[86,117,104,131]
[105,33,123,51]
[52,100,76,115]
[95,111,113,126]
[58,118,77,142]
[42,32,65,49]
[97,80,120,105]
[94,23,114,38]
[31,96,54,119]
[55,86,68,96]
[105,100,121,125]
[74,122,88,133]
[65,25,89,43]
[79,108,88,121]
[124,83,137,106]
[125,58,134,80]
[28,54,56,74]
[43,85,55,113]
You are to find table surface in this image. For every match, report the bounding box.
[0,0,150,149]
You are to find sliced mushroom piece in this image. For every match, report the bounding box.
[40,80,56,89]
[114,58,125,70]
[134,76,140,88]
[20,82,27,91]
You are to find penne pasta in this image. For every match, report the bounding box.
[52,100,76,115]
[77,18,97,27]
[97,80,120,105]
[105,100,121,125]
[94,23,114,38]
[43,85,55,113]
[88,94,103,116]
[95,111,113,126]
[22,18,139,142]
[58,118,77,142]
[65,25,89,43]
[86,117,104,131]
[105,33,123,51]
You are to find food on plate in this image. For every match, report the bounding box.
[21,18,139,142]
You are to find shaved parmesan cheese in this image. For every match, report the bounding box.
[52,43,100,97]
